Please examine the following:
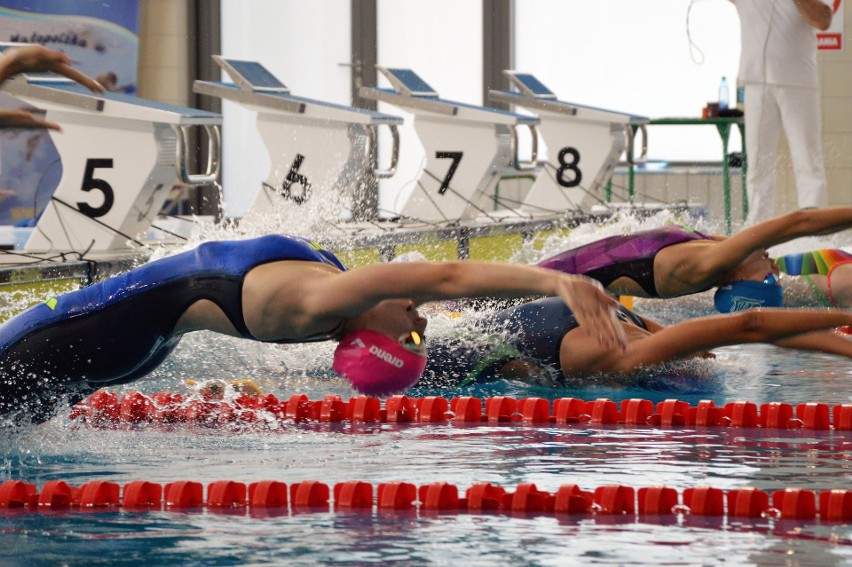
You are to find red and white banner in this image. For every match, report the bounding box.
[818,0,844,50]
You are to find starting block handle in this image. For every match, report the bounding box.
[174,124,221,186]
[368,123,400,179]
[511,123,540,171]
[626,124,648,165]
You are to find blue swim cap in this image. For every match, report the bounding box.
[714,280,784,313]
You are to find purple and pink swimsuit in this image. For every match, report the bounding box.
[537,226,711,297]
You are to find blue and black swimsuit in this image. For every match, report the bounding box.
[420,297,647,388]
[0,235,345,423]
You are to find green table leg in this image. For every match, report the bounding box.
[627,124,637,204]
[716,122,732,235]
[737,122,748,221]
[628,164,634,204]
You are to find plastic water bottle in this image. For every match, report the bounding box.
[719,76,730,111]
[736,80,745,110]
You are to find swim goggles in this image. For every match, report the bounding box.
[399,330,427,356]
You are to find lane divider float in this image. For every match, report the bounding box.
[1,479,850,523]
[70,391,852,431]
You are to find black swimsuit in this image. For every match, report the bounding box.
[0,235,346,423]
[421,297,647,387]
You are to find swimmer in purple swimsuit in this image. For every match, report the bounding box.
[538,226,711,298]
[537,207,852,312]
[0,235,624,424]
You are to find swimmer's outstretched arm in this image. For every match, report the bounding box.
[307,261,627,348]
[0,45,104,131]
[560,309,852,376]
[691,208,852,281]
[771,330,852,358]
[0,45,105,92]
[0,108,60,130]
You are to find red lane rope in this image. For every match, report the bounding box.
[70,391,852,431]
[1,479,850,523]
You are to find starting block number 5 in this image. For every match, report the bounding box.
[78,158,115,218]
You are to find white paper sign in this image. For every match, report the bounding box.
[818,0,844,50]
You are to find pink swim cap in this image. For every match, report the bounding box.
[332,329,427,396]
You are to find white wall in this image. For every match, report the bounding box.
[220,0,351,217]
[515,0,741,163]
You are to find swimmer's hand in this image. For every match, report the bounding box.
[556,275,627,350]
[0,45,105,94]
[0,108,61,130]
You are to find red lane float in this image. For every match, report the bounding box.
[377,482,416,510]
[70,393,852,432]
[123,481,163,508]
[1,479,849,523]
[683,487,725,516]
[291,480,329,509]
[164,481,204,508]
[554,484,593,514]
[249,481,288,508]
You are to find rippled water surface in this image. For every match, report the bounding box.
[1,215,850,565]
[2,330,850,566]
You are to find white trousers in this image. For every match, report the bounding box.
[744,84,828,225]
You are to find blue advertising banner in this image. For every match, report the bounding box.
[0,1,139,225]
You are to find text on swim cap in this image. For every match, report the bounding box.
[730,295,765,311]
[369,345,404,368]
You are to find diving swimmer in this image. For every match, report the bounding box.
[0,234,623,424]
[536,207,852,312]
[420,296,852,389]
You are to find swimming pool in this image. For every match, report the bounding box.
[1,219,851,566]
[2,306,851,565]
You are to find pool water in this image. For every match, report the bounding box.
[2,413,851,565]
[1,215,851,566]
[2,308,851,565]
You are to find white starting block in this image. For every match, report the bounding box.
[489,71,648,214]
[359,68,540,223]
[194,56,402,223]
[0,68,221,253]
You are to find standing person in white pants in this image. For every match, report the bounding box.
[732,0,833,225]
